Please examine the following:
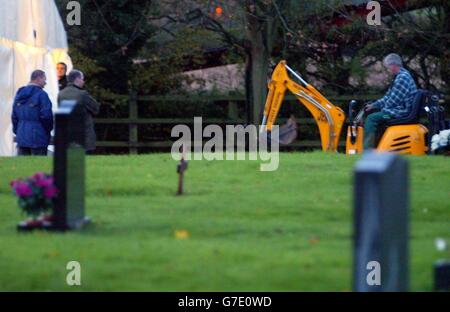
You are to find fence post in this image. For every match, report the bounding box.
[228,101,239,120]
[129,91,138,154]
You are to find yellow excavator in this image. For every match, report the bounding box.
[261,60,432,155]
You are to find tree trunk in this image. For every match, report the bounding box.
[249,37,270,125]
[245,4,277,125]
[440,0,450,92]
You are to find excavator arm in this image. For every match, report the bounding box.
[261,61,346,152]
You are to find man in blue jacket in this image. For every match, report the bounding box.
[11,70,54,156]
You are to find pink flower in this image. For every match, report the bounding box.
[32,172,46,181]
[10,179,20,189]
[35,177,53,188]
[14,182,33,197]
[43,186,58,199]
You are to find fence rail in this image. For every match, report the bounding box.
[96,140,346,148]
[94,93,449,153]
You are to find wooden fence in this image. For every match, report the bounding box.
[94,93,448,154]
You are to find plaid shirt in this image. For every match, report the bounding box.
[373,68,417,118]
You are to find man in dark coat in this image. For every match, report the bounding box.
[12,70,54,156]
[57,70,100,153]
[57,62,68,90]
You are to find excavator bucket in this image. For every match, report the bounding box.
[260,115,298,146]
[279,115,298,145]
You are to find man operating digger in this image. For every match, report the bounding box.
[363,53,417,149]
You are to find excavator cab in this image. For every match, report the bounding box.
[346,90,429,155]
[261,61,439,156]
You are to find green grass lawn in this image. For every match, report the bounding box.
[0,152,449,291]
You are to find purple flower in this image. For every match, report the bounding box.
[32,172,46,181]
[14,181,33,197]
[35,177,53,188]
[43,186,58,199]
[10,179,19,189]
[11,173,58,217]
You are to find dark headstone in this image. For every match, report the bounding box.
[434,260,450,291]
[353,152,409,292]
[52,100,89,231]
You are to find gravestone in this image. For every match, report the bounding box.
[353,152,409,292]
[434,260,450,291]
[52,100,89,231]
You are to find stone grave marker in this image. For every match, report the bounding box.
[52,100,90,230]
[353,152,409,292]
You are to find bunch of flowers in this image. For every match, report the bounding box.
[431,129,450,154]
[10,172,58,219]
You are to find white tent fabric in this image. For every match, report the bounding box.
[0,0,72,156]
